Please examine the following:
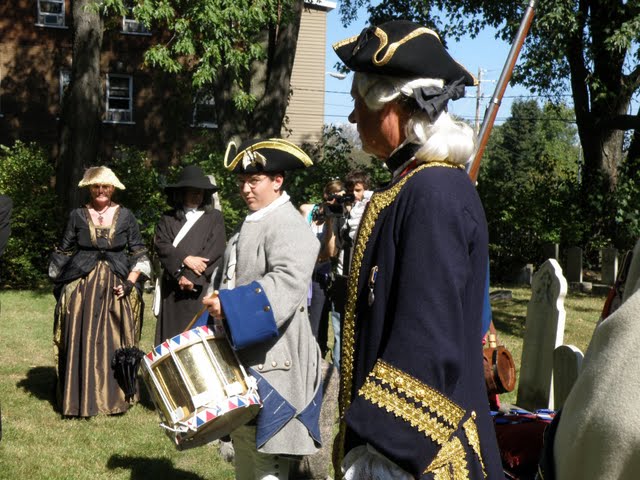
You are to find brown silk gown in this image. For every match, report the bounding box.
[53,207,145,417]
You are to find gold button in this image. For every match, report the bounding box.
[284,360,291,367]
[264,306,271,312]
[299,306,305,312]
[255,287,262,294]
[258,364,264,370]
[271,361,277,367]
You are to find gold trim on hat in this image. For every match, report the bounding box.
[332,34,360,51]
[223,138,313,172]
[372,26,441,67]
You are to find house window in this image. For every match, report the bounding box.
[121,0,150,35]
[59,70,71,105]
[192,91,218,128]
[105,74,134,124]
[36,0,65,28]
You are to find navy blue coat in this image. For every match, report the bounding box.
[337,162,503,479]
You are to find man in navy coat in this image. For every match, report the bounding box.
[332,20,503,479]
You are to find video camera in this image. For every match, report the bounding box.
[322,193,355,218]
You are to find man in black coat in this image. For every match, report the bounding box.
[331,21,503,479]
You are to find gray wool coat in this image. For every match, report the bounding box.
[219,196,322,455]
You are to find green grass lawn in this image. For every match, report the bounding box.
[0,290,234,480]
[490,285,606,406]
[0,285,608,478]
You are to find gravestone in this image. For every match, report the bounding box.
[542,243,560,261]
[514,263,534,286]
[566,247,583,284]
[601,247,618,286]
[516,259,567,411]
[553,344,584,410]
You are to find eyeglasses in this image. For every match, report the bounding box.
[235,176,268,189]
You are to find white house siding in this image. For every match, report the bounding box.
[285,4,330,146]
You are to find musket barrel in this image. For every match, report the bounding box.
[468,0,537,183]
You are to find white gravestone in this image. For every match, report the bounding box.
[553,344,584,410]
[516,259,567,411]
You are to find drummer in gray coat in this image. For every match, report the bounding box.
[204,138,322,480]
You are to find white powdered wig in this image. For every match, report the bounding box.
[353,72,475,165]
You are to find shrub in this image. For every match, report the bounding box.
[0,142,62,288]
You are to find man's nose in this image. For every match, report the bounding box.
[348,110,356,124]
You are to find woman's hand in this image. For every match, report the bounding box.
[183,255,209,276]
[178,276,195,291]
[114,279,134,299]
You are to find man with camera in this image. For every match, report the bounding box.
[300,180,349,353]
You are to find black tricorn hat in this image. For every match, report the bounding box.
[333,20,476,86]
[164,165,218,193]
[223,138,313,174]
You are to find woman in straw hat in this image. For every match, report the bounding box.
[203,138,323,479]
[153,165,225,344]
[52,166,150,417]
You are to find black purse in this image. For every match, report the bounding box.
[48,248,74,280]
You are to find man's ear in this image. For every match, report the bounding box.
[273,174,284,192]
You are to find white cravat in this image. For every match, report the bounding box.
[184,207,199,221]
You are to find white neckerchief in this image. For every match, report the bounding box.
[245,191,290,222]
[184,207,199,220]
[221,192,289,289]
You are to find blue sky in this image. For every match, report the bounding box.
[323,6,537,127]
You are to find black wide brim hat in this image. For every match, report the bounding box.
[223,138,313,174]
[164,165,219,193]
[333,20,476,86]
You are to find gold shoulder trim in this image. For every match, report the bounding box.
[358,360,465,446]
[373,27,441,67]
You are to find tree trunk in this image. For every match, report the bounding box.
[215,0,303,145]
[56,0,104,214]
[250,0,303,138]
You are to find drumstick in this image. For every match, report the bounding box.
[184,290,219,332]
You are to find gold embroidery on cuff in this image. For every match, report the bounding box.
[359,379,454,446]
[463,412,487,479]
[372,359,465,427]
[425,436,470,480]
